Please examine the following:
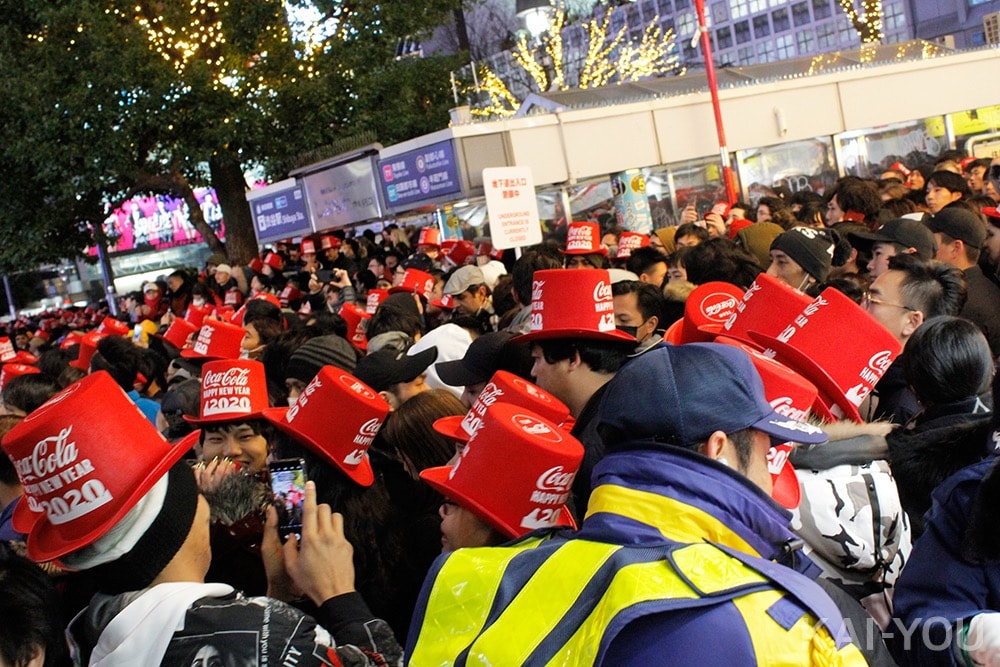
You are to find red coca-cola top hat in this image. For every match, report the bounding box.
[389,269,435,301]
[718,273,813,348]
[180,319,245,361]
[95,317,130,337]
[60,331,85,351]
[663,318,683,345]
[614,231,650,260]
[263,368,390,487]
[1,371,199,562]
[340,303,371,352]
[705,200,731,220]
[185,304,213,328]
[301,238,317,255]
[366,289,389,315]
[434,370,571,442]
[514,269,636,344]
[249,258,265,274]
[320,235,341,250]
[264,252,284,271]
[68,332,106,371]
[158,317,199,351]
[421,403,583,539]
[184,359,271,424]
[429,293,454,311]
[417,227,441,248]
[767,444,799,509]
[476,238,505,261]
[561,221,607,256]
[0,363,40,391]
[0,337,38,366]
[680,282,743,344]
[443,239,475,267]
[749,288,902,422]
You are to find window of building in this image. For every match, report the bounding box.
[796,28,816,54]
[969,0,992,5]
[737,45,755,64]
[883,0,907,31]
[775,34,794,59]
[838,16,856,44]
[676,0,691,9]
[730,0,749,19]
[677,10,696,37]
[734,20,752,43]
[749,0,767,13]
[816,21,836,47]
[717,26,734,49]
[657,0,674,14]
[812,0,832,19]
[756,40,775,62]
[792,2,811,26]
[772,8,790,32]
[712,2,730,22]
[753,14,771,38]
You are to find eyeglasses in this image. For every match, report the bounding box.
[862,290,914,312]
[989,164,1000,183]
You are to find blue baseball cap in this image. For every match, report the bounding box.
[597,343,827,448]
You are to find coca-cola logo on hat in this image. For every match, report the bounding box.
[700,292,739,321]
[345,417,383,466]
[769,396,810,422]
[12,426,113,525]
[201,367,253,416]
[565,224,594,251]
[514,377,552,403]
[511,413,562,443]
[461,382,503,437]
[338,373,377,401]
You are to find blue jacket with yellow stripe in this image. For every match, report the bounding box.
[406,445,867,666]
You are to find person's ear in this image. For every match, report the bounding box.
[697,430,729,461]
[902,310,925,339]
[379,390,399,412]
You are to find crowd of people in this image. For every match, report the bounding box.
[1,152,1000,666]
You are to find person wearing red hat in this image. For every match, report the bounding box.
[407,344,869,666]
[0,372,402,666]
[562,221,609,270]
[416,227,441,261]
[515,268,636,517]
[422,402,582,553]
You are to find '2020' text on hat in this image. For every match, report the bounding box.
[561,221,607,256]
[184,359,271,425]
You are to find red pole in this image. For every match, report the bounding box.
[694,0,738,204]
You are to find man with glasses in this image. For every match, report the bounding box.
[864,253,966,423]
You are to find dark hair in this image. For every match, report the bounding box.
[611,280,666,323]
[624,247,668,282]
[244,317,283,349]
[881,197,918,219]
[888,254,968,318]
[511,249,562,306]
[135,347,169,396]
[308,310,348,338]
[534,338,631,374]
[1,374,60,415]
[159,378,201,443]
[757,196,787,215]
[683,238,762,289]
[90,335,140,390]
[830,176,882,221]
[0,549,67,667]
[928,170,971,198]
[0,415,24,485]
[366,295,425,340]
[199,419,279,452]
[382,389,465,476]
[674,223,710,245]
[903,316,993,407]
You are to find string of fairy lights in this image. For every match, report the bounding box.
[475,5,679,119]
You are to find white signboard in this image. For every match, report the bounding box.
[483,167,542,251]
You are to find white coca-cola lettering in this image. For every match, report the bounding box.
[358,417,382,438]
[704,296,737,318]
[593,281,612,302]
[203,367,251,387]
[566,226,591,250]
[536,466,574,491]
[531,280,545,302]
[767,447,789,475]
[868,350,894,373]
[769,396,810,422]
[13,427,77,482]
[476,383,503,408]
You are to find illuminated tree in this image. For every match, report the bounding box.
[837,0,884,44]
[0,0,462,272]
[471,4,680,119]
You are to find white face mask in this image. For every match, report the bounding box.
[193,296,206,307]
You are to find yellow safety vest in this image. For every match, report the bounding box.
[409,487,867,666]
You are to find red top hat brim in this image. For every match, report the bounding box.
[67,359,89,371]
[183,407,272,425]
[663,319,683,345]
[261,407,375,487]
[704,325,764,350]
[514,327,637,345]
[559,248,609,256]
[179,347,232,361]
[432,415,470,443]
[14,430,200,563]
[771,459,801,509]
[420,465,575,539]
[7,351,39,365]
[748,330,864,423]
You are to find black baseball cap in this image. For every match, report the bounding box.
[436,331,517,387]
[847,218,937,259]
[926,208,987,250]
[354,346,438,392]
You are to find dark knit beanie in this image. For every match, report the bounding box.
[285,334,358,383]
[89,462,199,594]
[770,227,835,282]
